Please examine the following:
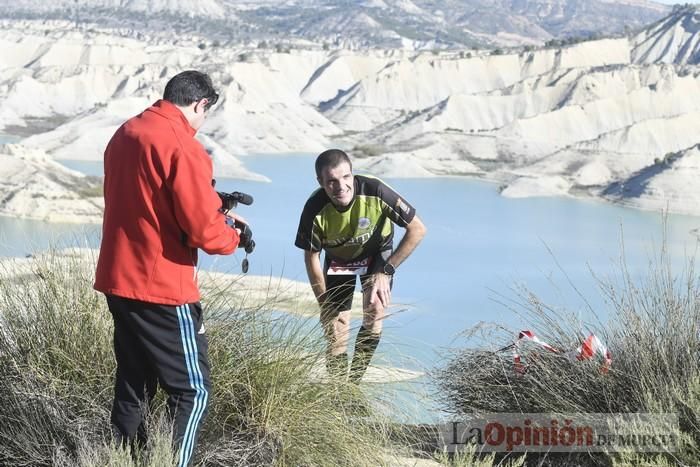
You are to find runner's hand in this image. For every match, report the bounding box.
[370,273,391,307]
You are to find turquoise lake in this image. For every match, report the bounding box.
[2,136,699,421]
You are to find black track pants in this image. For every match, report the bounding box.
[106,295,210,467]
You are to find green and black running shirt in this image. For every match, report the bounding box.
[294,175,416,262]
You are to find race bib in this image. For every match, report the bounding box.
[327,257,371,275]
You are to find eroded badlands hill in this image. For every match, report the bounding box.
[2,7,700,220]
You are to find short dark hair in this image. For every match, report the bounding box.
[315,149,352,179]
[163,70,219,110]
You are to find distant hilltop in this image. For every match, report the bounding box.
[633,4,700,64]
[0,0,675,48]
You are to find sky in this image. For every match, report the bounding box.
[655,0,700,3]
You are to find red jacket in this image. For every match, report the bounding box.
[94,100,239,305]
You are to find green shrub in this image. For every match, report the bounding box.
[436,240,700,465]
[0,248,405,466]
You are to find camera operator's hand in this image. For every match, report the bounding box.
[225,215,255,254]
[237,222,254,251]
[224,215,245,239]
[225,211,249,226]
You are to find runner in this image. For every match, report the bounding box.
[295,149,426,382]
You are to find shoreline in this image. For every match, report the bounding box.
[0,248,425,387]
[2,137,698,223]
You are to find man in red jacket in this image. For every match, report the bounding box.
[94,70,240,466]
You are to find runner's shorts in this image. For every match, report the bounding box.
[321,250,393,313]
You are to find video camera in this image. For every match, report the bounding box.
[216,190,256,254]
[218,191,254,212]
[213,180,256,272]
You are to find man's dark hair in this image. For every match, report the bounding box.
[315,149,352,179]
[163,70,219,110]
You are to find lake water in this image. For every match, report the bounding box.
[3,136,700,421]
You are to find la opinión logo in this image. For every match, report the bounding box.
[439,413,678,453]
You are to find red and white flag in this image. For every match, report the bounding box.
[511,330,612,374]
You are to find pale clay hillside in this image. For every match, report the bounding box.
[2,6,700,222]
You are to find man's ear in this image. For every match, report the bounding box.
[194,98,207,114]
[317,176,323,187]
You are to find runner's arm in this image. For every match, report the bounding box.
[304,250,326,303]
[370,215,426,306]
[374,179,424,269]
[385,214,426,269]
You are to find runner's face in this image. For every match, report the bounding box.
[319,162,354,207]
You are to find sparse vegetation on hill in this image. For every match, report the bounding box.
[437,241,700,465]
[0,249,412,466]
[1,237,698,465]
